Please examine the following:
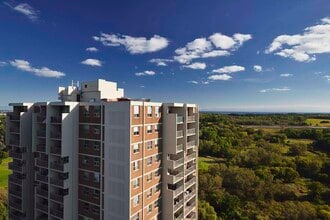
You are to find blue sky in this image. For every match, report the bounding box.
[1,0,330,112]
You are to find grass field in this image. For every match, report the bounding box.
[0,158,11,188]
[306,118,330,127]
[287,138,314,145]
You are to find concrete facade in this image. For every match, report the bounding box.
[6,79,198,220]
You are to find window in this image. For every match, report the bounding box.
[147,189,152,198]
[94,158,100,167]
[154,200,160,208]
[83,202,89,211]
[154,139,159,148]
[147,173,152,182]
[83,187,89,195]
[155,184,161,193]
[94,106,101,118]
[147,106,152,117]
[147,157,152,165]
[93,143,99,150]
[133,195,140,206]
[133,144,140,153]
[133,213,139,220]
[147,141,152,150]
[93,189,99,197]
[155,170,160,177]
[84,140,89,148]
[82,157,89,164]
[133,161,140,171]
[147,125,152,134]
[94,128,100,134]
[84,111,90,117]
[147,204,152,213]
[92,206,99,214]
[133,106,140,117]
[133,127,139,135]
[155,124,160,132]
[155,106,160,117]
[83,171,89,181]
[133,178,139,188]
[93,173,100,183]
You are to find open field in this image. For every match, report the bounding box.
[306,118,330,127]
[0,158,11,188]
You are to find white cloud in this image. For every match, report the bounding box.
[253,65,263,72]
[188,80,199,84]
[324,75,330,82]
[81,59,102,67]
[174,32,251,64]
[135,70,156,76]
[5,2,39,21]
[10,59,65,78]
[212,65,245,74]
[266,17,330,62]
[183,62,206,70]
[208,74,232,81]
[86,47,98,52]
[93,33,169,54]
[0,61,7,67]
[260,87,291,93]
[280,73,293,77]
[149,58,173,66]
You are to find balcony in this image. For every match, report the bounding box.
[9,140,20,147]
[185,176,196,188]
[172,157,184,169]
[37,131,46,138]
[36,174,48,183]
[187,128,196,136]
[169,171,184,183]
[50,175,68,187]
[50,132,61,140]
[185,201,196,217]
[187,141,196,149]
[36,158,48,168]
[185,190,196,202]
[9,150,23,160]
[50,207,63,219]
[187,116,195,123]
[50,146,61,155]
[9,175,23,185]
[50,162,66,172]
[36,214,48,220]
[36,202,48,213]
[177,130,183,138]
[36,144,46,152]
[10,127,20,133]
[175,212,184,220]
[9,198,22,210]
[51,116,62,124]
[186,164,196,175]
[36,115,46,123]
[9,186,22,197]
[8,114,20,121]
[50,193,64,203]
[173,185,184,197]
[177,116,184,124]
[174,200,184,212]
[185,152,196,162]
[176,144,183,152]
[36,188,48,198]
[9,162,24,173]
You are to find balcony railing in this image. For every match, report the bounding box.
[50,177,67,187]
[50,132,61,140]
[51,116,62,124]
[174,200,184,212]
[36,144,46,152]
[9,114,20,121]
[8,162,23,173]
[10,127,20,133]
[36,188,48,198]
[173,158,184,168]
[185,176,196,188]
[177,116,184,123]
[9,175,22,185]
[185,152,196,162]
[36,203,48,213]
[50,193,64,203]
[36,159,48,168]
[177,130,183,138]
[185,191,196,202]
[37,131,46,138]
[9,199,22,210]
[177,144,183,152]
[50,146,61,155]
[36,115,46,123]
[9,187,22,197]
[186,164,196,175]
[36,174,48,183]
[185,201,196,216]
[9,151,23,160]
[9,140,20,147]
[187,115,195,122]
[175,212,184,220]
[187,128,196,136]
[187,140,196,148]
[50,207,63,218]
[171,171,184,183]
[50,162,64,171]
[174,185,184,197]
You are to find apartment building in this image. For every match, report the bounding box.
[6,79,198,220]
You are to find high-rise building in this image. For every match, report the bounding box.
[6,79,198,220]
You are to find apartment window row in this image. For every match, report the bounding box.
[81,156,100,167]
[132,139,160,154]
[81,186,99,199]
[81,171,100,183]
[133,106,161,118]
[82,140,100,151]
[133,195,161,211]
[81,125,100,135]
[81,201,100,215]
[132,170,161,188]
[132,155,161,171]
[81,106,101,118]
[133,125,160,136]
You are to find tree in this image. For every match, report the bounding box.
[198,200,218,220]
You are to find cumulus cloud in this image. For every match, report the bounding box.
[188,80,199,84]
[212,65,245,74]
[183,62,206,70]
[208,74,232,81]
[10,59,65,78]
[174,32,251,64]
[86,47,98,52]
[0,61,7,67]
[260,87,291,93]
[81,59,102,67]
[266,17,330,62]
[324,75,330,82]
[135,70,156,76]
[93,33,169,54]
[149,58,173,66]
[280,73,293,77]
[253,65,263,72]
[5,2,39,21]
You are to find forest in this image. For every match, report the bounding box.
[198,113,330,220]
